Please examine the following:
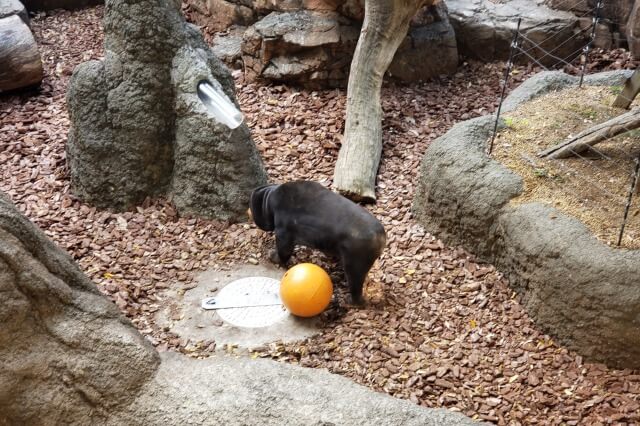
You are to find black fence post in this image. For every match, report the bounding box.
[617,154,640,246]
[489,18,521,155]
[579,0,603,88]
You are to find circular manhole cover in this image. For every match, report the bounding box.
[201,277,288,328]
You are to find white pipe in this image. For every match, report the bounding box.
[197,80,244,129]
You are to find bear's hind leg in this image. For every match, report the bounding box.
[341,252,376,305]
[271,228,294,265]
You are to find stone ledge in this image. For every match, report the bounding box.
[109,352,483,426]
[413,70,640,369]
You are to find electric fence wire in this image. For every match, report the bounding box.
[489,0,640,244]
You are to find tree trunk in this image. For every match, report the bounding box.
[0,15,43,92]
[626,0,640,60]
[333,0,427,202]
[538,108,640,159]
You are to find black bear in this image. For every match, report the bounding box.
[249,181,386,304]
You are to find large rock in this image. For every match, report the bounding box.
[626,0,640,57]
[388,3,458,81]
[0,191,480,425]
[0,192,159,424]
[240,3,458,88]
[251,0,364,18]
[67,0,267,221]
[0,11,43,92]
[211,26,245,68]
[446,0,586,65]
[187,0,255,33]
[413,70,640,369]
[241,9,359,87]
[170,46,267,218]
[547,0,634,24]
[109,352,482,426]
[0,0,27,22]
[186,0,363,34]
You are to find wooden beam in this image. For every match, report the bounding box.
[538,108,640,159]
[612,68,640,109]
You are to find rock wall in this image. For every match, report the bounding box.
[189,0,363,33]
[387,4,458,82]
[196,0,457,87]
[547,0,632,46]
[0,192,159,425]
[186,0,640,84]
[412,70,640,369]
[187,0,256,32]
[67,0,267,221]
[240,2,458,87]
[240,9,359,88]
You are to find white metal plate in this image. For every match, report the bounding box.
[201,277,288,328]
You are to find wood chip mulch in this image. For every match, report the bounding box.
[1,7,638,425]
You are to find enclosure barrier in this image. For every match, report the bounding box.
[488,0,640,246]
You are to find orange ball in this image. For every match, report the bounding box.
[280,263,333,317]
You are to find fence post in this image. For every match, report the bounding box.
[489,18,521,155]
[617,154,640,246]
[579,0,603,87]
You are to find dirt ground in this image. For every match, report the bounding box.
[494,86,640,249]
[1,7,639,425]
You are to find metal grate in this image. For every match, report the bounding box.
[201,277,288,328]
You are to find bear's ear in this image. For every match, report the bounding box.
[249,184,277,231]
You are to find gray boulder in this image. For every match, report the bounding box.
[388,3,458,81]
[187,0,255,33]
[0,191,480,425]
[0,192,160,425]
[0,0,27,22]
[0,1,43,93]
[241,9,360,88]
[67,0,267,221]
[211,26,245,68]
[446,0,586,65]
[413,70,640,369]
[108,352,482,426]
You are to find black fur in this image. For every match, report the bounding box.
[249,181,386,304]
